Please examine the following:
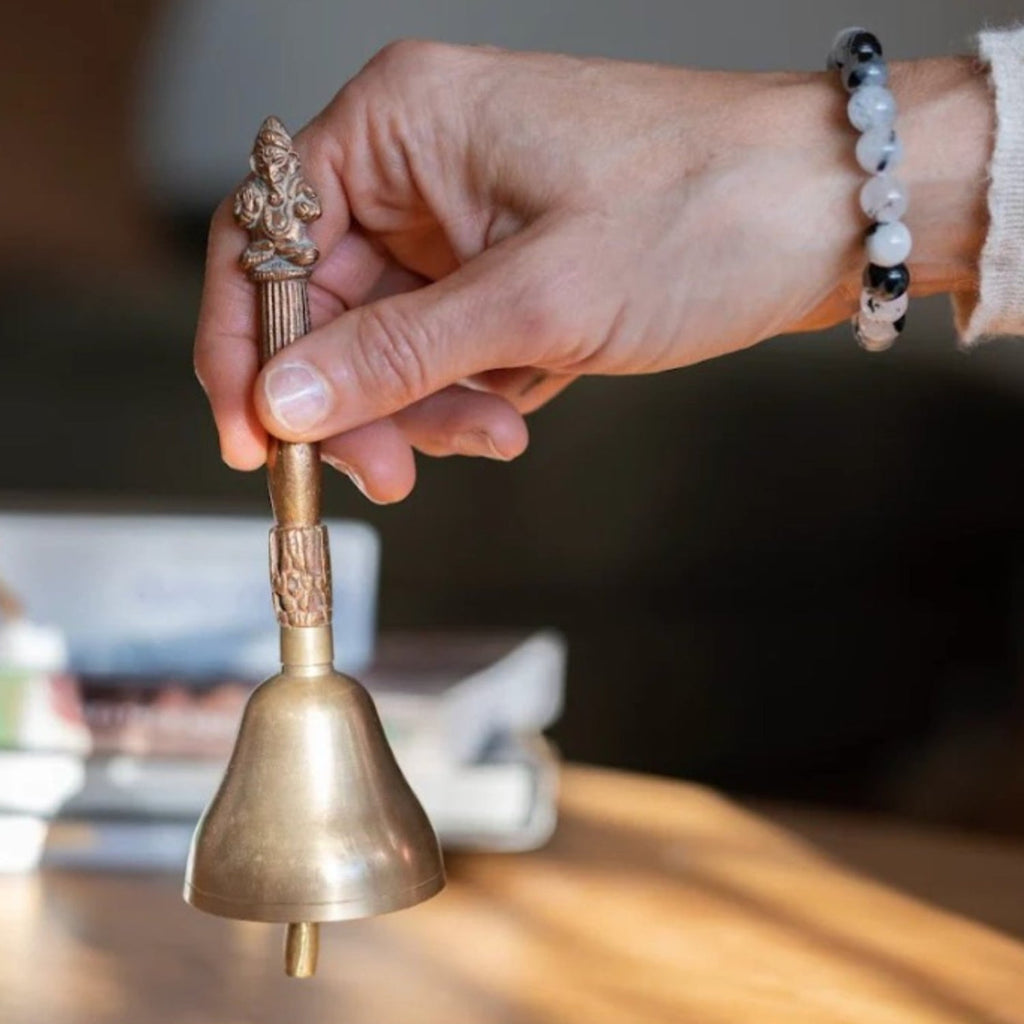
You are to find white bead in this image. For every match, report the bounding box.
[842,58,888,92]
[859,174,908,223]
[866,220,912,267]
[847,85,897,132]
[860,290,908,323]
[856,128,903,174]
[853,314,898,351]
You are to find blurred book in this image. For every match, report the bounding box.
[69,630,565,766]
[0,735,558,872]
[0,511,380,675]
[0,618,90,753]
[0,630,566,871]
[363,631,565,767]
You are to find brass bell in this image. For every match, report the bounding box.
[183,118,445,977]
[185,626,444,977]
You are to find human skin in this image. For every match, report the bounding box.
[194,42,993,502]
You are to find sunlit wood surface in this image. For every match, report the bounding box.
[2,765,1024,1023]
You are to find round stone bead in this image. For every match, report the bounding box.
[829,27,883,69]
[842,57,888,92]
[855,127,903,173]
[849,31,883,63]
[863,262,910,300]
[847,85,897,132]
[859,174,908,222]
[866,220,912,267]
[860,290,909,323]
[853,313,899,352]
[828,27,864,69]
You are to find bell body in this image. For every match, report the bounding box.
[184,660,445,923]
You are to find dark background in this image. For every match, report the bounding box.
[6,0,1024,835]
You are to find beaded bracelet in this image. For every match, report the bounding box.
[828,28,911,352]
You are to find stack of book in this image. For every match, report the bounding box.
[0,512,565,872]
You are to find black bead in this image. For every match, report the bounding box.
[863,263,910,300]
[850,31,883,63]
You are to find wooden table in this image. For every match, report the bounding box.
[3,766,1024,1023]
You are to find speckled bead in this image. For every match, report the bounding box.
[860,290,909,323]
[853,314,899,352]
[842,57,889,93]
[863,262,911,301]
[856,127,903,174]
[828,28,883,70]
[847,85,897,133]
[866,220,912,267]
[827,27,862,68]
[859,174,908,222]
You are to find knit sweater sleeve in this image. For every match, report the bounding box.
[955,26,1024,343]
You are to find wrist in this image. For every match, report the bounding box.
[788,54,993,326]
[892,56,993,300]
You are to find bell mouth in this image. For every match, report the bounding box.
[182,871,445,923]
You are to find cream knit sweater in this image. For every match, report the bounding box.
[957,26,1024,342]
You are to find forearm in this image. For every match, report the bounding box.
[670,55,993,336]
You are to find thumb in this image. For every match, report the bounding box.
[253,242,562,441]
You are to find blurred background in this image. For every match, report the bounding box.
[5,0,1024,836]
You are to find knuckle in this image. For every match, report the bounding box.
[517,275,574,341]
[324,72,366,129]
[353,303,430,406]
[366,38,446,81]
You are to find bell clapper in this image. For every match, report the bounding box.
[285,921,319,978]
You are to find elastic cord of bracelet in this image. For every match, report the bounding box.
[828,27,912,352]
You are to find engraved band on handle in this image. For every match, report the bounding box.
[233,117,331,630]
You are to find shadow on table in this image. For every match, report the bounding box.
[444,773,1022,1024]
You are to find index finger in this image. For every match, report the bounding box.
[193,198,266,469]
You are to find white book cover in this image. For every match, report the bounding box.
[365,630,566,766]
[0,511,379,675]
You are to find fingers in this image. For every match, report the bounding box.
[193,200,268,469]
[467,367,578,414]
[395,386,528,459]
[307,228,419,328]
[318,385,528,502]
[320,418,416,504]
[253,240,559,442]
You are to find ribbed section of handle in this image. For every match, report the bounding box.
[259,278,311,364]
[257,276,323,536]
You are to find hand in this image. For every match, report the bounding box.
[194,43,990,502]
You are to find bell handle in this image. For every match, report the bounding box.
[234,117,332,631]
